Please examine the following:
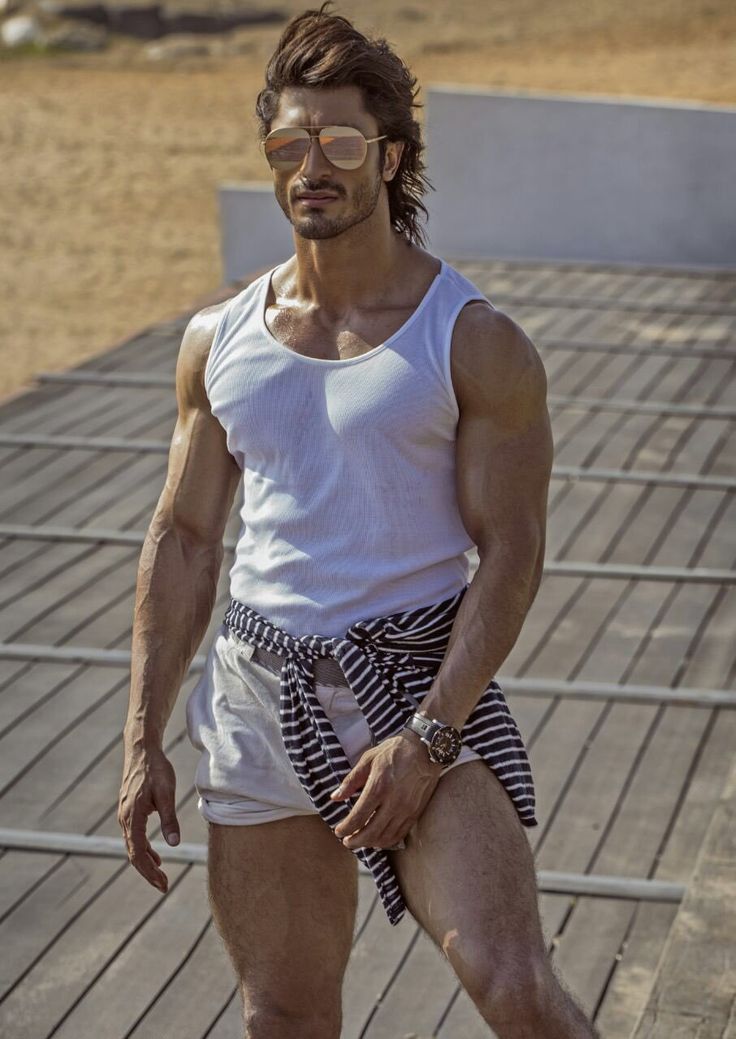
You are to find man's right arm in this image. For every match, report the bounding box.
[118,302,241,893]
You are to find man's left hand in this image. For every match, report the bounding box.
[330,731,443,850]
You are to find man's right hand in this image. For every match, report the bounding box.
[118,743,181,893]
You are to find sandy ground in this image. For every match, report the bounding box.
[1,0,735,401]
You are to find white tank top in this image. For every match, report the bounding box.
[205,256,492,637]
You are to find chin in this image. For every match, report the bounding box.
[292,217,345,241]
[299,230,344,241]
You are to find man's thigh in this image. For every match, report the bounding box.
[387,760,545,984]
[207,814,358,1019]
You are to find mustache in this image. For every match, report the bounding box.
[293,183,343,197]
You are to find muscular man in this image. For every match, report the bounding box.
[118,4,598,1037]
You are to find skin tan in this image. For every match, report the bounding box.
[118,83,597,1038]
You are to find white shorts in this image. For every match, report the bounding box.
[185,624,482,829]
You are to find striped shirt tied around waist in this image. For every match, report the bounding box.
[223,584,537,927]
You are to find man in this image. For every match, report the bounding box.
[118,3,598,1037]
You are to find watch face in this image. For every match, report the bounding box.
[429,725,462,765]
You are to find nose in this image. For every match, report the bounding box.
[298,134,334,179]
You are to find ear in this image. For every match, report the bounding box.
[382,140,404,182]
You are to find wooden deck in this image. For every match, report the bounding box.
[0,257,734,1038]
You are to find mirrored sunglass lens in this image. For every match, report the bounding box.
[320,128,366,168]
[265,130,309,167]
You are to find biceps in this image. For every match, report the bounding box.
[455,410,553,558]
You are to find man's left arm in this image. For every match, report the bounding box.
[415,302,553,731]
[331,304,552,847]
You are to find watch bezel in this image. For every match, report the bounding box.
[426,723,463,765]
[403,712,463,766]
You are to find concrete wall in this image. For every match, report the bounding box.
[424,86,736,269]
[219,183,293,283]
[218,88,736,281]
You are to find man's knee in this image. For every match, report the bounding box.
[242,998,341,1039]
[443,933,598,1036]
[475,959,554,1029]
[443,933,552,1026]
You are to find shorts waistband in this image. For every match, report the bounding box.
[251,645,349,687]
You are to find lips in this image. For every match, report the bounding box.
[296,193,339,200]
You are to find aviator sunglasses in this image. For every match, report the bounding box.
[261,125,388,171]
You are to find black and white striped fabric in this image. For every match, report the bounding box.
[223,583,537,927]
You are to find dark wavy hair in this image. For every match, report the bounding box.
[255,1,433,246]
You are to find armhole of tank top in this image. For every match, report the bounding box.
[203,292,237,400]
[442,293,492,423]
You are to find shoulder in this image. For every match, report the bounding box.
[450,300,548,427]
[175,299,230,409]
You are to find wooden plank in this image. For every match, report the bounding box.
[501,577,582,678]
[497,293,736,317]
[1,450,157,525]
[0,545,138,641]
[574,582,698,682]
[552,896,640,1021]
[0,384,122,434]
[1,385,171,443]
[548,348,618,396]
[0,850,121,1000]
[340,895,419,1037]
[593,714,736,1032]
[654,711,736,885]
[0,677,198,835]
[553,482,644,562]
[0,397,175,520]
[0,541,114,612]
[632,757,736,1037]
[49,867,212,1039]
[0,858,192,1037]
[632,584,730,689]
[553,410,634,468]
[519,366,734,1018]
[680,588,736,688]
[669,417,732,474]
[521,579,629,680]
[547,400,602,451]
[0,660,78,735]
[0,666,127,797]
[0,792,207,1035]
[709,426,736,476]
[534,703,658,871]
[687,357,736,406]
[360,928,457,1038]
[549,706,710,1022]
[487,264,736,310]
[523,701,604,837]
[591,707,710,878]
[697,495,736,568]
[0,849,61,921]
[125,920,236,1039]
[594,902,679,1038]
[595,353,682,402]
[435,984,496,1039]
[662,483,729,564]
[86,329,182,374]
[625,415,687,474]
[578,413,661,474]
[204,993,243,1039]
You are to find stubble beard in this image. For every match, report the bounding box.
[277,167,384,241]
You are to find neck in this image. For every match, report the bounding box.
[291,220,413,314]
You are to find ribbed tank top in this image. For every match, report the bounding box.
[205,256,492,638]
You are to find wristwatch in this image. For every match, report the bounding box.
[403,711,463,766]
